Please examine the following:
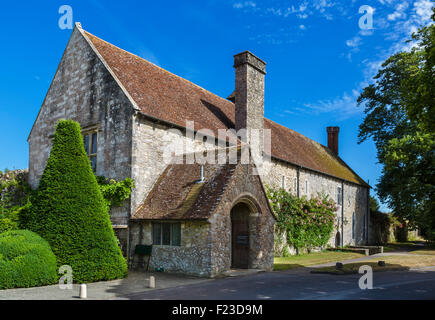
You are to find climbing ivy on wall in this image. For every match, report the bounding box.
[266,187,337,254]
[96,176,135,209]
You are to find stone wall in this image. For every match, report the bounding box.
[129,221,212,277]
[27,26,134,232]
[208,163,275,276]
[131,116,221,212]
[129,161,275,277]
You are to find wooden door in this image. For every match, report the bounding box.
[231,203,250,269]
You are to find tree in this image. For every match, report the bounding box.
[25,120,127,283]
[358,9,435,240]
[369,196,380,212]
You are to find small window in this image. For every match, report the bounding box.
[337,187,342,206]
[83,130,98,172]
[152,223,181,246]
[152,223,161,245]
[171,224,181,246]
[294,178,297,193]
[282,176,286,189]
[305,180,309,195]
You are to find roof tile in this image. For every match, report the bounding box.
[84,30,367,186]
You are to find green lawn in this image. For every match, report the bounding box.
[383,242,422,252]
[311,254,435,274]
[274,251,365,271]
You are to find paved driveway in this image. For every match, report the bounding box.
[118,267,435,300]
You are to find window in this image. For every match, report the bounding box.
[152,223,181,246]
[305,180,309,195]
[83,131,98,172]
[352,212,355,240]
[337,187,342,206]
[294,178,297,193]
[282,176,286,189]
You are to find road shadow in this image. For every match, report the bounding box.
[273,264,306,272]
[103,269,210,299]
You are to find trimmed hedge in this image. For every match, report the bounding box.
[0,230,58,289]
[24,120,127,283]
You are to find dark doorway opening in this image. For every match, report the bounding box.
[335,231,341,248]
[231,202,250,269]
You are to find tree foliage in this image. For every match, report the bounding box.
[23,120,127,283]
[0,170,32,233]
[358,9,435,240]
[0,230,58,289]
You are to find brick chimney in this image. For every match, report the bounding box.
[233,51,266,142]
[327,126,340,156]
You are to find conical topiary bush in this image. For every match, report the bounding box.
[26,120,127,283]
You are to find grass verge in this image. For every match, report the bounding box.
[274,251,365,271]
[311,255,435,275]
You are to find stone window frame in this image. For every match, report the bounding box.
[305,180,309,195]
[152,222,181,247]
[82,127,98,173]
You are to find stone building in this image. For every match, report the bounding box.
[28,23,369,277]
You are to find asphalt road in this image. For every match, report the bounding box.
[119,267,435,300]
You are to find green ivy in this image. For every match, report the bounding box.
[96,176,135,209]
[266,186,337,254]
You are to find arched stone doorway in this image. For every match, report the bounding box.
[231,202,251,269]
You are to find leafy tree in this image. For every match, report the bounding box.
[369,196,380,212]
[24,120,127,283]
[358,9,435,240]
[0,170,32,233]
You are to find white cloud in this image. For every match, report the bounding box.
[233,1,256,9]
[346,36,362,48]
[299,24,307,30]
[303,89,363,119]
[297,13,309,19]
[414,0,433,21]
[387,1,409,21]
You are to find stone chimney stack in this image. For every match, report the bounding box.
[327,126,340,156]
[233,51,266,140]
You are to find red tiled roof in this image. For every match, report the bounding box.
[132,161,238,220]
[83,29,368,186]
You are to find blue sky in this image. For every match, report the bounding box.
[0,0,433,211]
